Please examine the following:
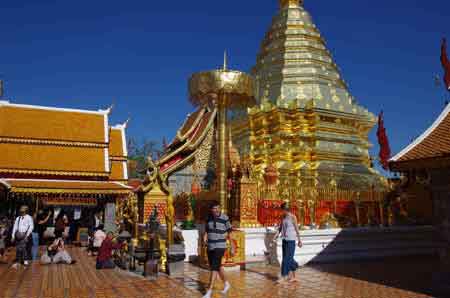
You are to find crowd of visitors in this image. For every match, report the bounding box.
[0,205,126,271]
[1,202,305,298]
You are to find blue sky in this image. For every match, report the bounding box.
[1,0,449,165]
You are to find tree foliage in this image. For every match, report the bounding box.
[127,137,163,179]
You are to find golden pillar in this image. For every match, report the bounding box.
[354,192,361,227]
[330,178,338,214]
[378,201,385,226]
[216,94,229,210]
[188,53,255,213]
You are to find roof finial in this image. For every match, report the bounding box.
[123,116,131,129]
[106,103,114,114]
[223,50,228,71]
[279,0,301,9]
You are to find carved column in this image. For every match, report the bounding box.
[308,199,316,228]
[354,192,361,227]
[330,178,338,214]
[378,201,385,227]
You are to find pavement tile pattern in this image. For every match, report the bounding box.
[0,247,444,298]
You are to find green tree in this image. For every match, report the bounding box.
[127,137,163,179]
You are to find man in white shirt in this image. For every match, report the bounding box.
[11,205,34,269]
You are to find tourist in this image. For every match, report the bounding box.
[88,225,106,256]
[0,217,8,263]
[96,232,124,269]
[272,202,302,283]
[41,231,75,265]
[89,211,103,235]
[55,211,70,241]
[202,201,232,298]
[11,205,34,269]
[36,209,52,245]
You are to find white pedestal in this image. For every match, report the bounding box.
[271,226,440,266]
[179,226,440,265]
[181,229,200,262]
[243,228,276,263]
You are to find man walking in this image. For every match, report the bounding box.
[202,201,232,298]
[11,205,34,269]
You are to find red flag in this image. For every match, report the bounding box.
[441,38,450,91]
[377,111,391,170]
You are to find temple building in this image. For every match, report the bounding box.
[390,103,450,234]
[0,100,131,230]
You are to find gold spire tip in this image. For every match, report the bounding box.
[223,50,228,71]
[279,0,302,9]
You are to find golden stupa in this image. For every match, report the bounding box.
[230,0,386,195]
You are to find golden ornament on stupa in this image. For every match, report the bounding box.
[263,162,279,186]
[188,52,255,212]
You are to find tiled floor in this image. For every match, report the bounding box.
[0,247,446,298]
[0,247,201,298]
[174,260,444,298]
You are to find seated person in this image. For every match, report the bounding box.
[96,232,124,270]
[41,232,75,265]
[88,225,106,256]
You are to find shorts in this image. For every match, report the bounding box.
[207,248,226,271]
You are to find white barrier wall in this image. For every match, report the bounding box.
[181,226,441,265]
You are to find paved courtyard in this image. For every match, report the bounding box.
[0,247,446,298]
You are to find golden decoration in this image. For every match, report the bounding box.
[188,53,255,213]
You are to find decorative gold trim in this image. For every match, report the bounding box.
[0,168,109,177]
[175,108,207,142]
[187,109,217,150]
[158,109,217,166]
[160,150,197,176]
[10,187,130,195]
[110,156,127,161]
[0,137,107,148]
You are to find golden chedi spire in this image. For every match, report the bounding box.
[253,0,373,119]
[230,0,384,193]
[279,0,302,9]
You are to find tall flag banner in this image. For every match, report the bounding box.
[377,111,391,170]
[441,38,450,91]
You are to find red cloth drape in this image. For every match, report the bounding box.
[377,111,391,170]
[441,38,450,91]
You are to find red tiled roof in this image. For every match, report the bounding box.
[168,107,207,147]
[390,104,450,163]
[157,108,216,175]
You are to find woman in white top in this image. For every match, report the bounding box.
[273,202,302,283]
